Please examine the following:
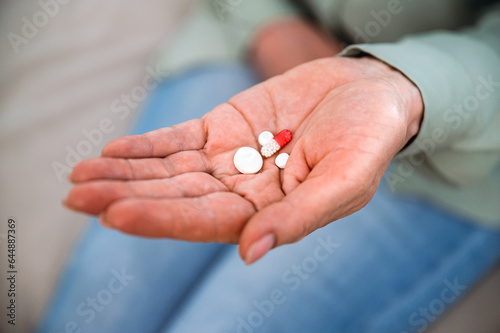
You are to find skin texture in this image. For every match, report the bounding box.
[65,56,424,264]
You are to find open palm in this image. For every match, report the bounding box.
[65,57,423,263]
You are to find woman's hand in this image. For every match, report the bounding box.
[64,57,423,264]
[248,18,344,79]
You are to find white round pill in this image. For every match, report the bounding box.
[258,131,274,146]
[233,147,263,174]
[275,153,289,169]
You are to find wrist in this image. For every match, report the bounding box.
[364,56,424,145]
[395,69,424,144]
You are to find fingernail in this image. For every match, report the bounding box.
[245,233,276,265]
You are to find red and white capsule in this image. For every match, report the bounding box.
[260,129,292,158]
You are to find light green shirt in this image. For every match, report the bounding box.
[157,0,500,227]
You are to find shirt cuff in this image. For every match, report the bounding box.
[339,33,500,185]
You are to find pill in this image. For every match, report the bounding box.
[233,147,263,174]
[258,131,274,146]
[275,153,289,169]
[261,129,292,158]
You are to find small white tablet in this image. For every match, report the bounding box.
[233,147,263,174]
[275,153,289,169]
[258,131,274,146]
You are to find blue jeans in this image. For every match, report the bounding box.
[38,65,500,333]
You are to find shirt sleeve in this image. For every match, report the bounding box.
[340,5,500,187]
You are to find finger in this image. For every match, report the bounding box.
[101,192,256,243]
[280,145,310,194]
[102,119,207,158]
[239,158,377,264]
[70,150,211,182]
[64,172,228,215]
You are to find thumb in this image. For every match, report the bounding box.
[239,175,350,265]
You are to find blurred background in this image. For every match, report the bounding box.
[0,1,499,332]
[0,1,193,331]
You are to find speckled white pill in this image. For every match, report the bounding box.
[275,153,289,169]
[233,147,263,174]
[258,131,274,146]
